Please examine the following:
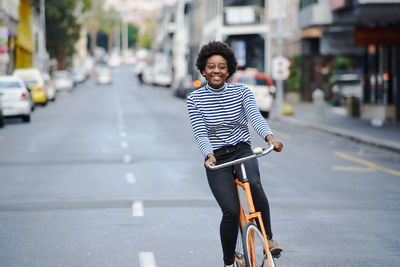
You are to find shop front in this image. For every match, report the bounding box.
[15,0,34,69]
[356,27,400,122]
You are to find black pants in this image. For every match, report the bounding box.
[206,142,273,265]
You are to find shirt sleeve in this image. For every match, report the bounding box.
[187,95,214,158]
[242,85,273,139]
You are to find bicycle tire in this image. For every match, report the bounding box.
[243,223,276,267]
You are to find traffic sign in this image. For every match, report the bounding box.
[272,56,291,80]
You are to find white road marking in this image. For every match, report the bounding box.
[121,140,128,149]
[132,201,144,217]
[120,131,127,138]
[126,172,136,184]
[332,166,375,172]
[123,154,131,163]
[139,252,156,267]
[0,136,3,141]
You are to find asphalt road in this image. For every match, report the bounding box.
[0,67,399,267]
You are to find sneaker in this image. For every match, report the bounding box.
[268,239,283,255]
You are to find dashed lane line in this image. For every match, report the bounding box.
[121,140,128,149]
[132,201,144,217]
[139,252,156,267]
[126,172,136,184]
[123,155,131,163]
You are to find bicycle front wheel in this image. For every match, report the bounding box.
[234,225,245,267]
[243,223,276,267]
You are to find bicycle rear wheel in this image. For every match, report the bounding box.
[243,223,276,267]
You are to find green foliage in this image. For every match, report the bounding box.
[333,56,352,72]
[138,31,153,49]
[287,55,301,92]
[42,0,92,66]
[128,24,138,47]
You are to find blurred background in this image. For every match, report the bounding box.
[0,0,399,122]
[0,1,400,267]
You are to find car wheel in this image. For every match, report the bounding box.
[0,114,4,128]
[22,114,31,123]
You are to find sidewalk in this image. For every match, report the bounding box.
[275,103,400,153]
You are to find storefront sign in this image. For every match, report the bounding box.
[301,27,324,38]
[321,30,364,55]
[355,27,400,45]
[225,6,256,25]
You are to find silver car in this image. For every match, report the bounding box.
[0,76,32,123]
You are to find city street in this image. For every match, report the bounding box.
[0,67,399,267]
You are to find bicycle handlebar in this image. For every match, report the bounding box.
[207,145,275,171]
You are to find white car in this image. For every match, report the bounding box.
[0,76,32,122]
[53,71,74,92]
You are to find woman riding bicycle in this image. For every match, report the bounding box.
[187,41,283,267]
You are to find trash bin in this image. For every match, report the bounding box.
[346,96,360,117]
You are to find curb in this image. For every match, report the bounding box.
[277,116,400,154]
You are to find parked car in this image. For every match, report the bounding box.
[152,67,173,87]
[42,73,56,101]
[71,67,89,84]
[174,75,203,98]
[94,66,113,84]
[0,76,32,122]
[13,68,48,106]
[331,73,363,106]
[0,91,4,128]
[53,70,74,92]
[230,69,276,117]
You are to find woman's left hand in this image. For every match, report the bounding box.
[265,134,283,152]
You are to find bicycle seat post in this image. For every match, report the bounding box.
[240,162,248,182]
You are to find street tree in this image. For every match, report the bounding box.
[33,0,92,69]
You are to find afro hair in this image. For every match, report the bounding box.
[196,41,238,79]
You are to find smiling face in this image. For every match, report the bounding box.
[202,54,229,89]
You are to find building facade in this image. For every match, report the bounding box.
[330,0,400,122]
[0,0,19,74]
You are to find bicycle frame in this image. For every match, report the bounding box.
[208,146,275,267]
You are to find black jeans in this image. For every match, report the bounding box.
[206,142,273,265]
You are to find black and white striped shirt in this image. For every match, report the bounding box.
[187,82,273,158]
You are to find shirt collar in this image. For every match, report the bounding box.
[205,82,227,93]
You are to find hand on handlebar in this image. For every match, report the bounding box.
[204,153,216,169]
[266,134,283,152]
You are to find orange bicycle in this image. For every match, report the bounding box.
[209,145,279,267]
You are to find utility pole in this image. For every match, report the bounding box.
[122,18,128,57]
[39,0,47,72]
[276,0,284,115]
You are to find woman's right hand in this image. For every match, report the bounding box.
[204,153,216,169]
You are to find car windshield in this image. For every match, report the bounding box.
[0,81,22,89]
[97,68,111,75]
[239,77,267,86]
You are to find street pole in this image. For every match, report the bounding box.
[39,0,47,72]
[275,0,284,116]
[122,19,128,57]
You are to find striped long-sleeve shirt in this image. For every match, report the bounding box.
[187,82,273,158]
